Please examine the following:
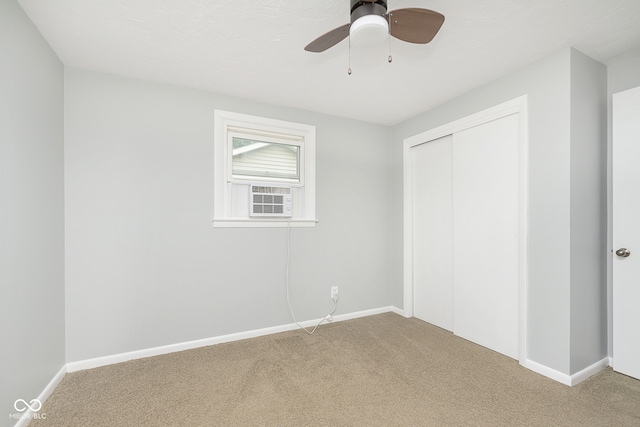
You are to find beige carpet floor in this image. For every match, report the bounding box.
[31,313,640,426]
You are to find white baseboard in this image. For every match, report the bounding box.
[521,359,572,385]
[390,306,405,317]
[331,305,401,323]
[67,306,401,373]
[521,356,610,386]
[569,357,610,386]
[13,365,66,427]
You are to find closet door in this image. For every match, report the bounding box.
[412,135,453,331]
[452,114,520,359]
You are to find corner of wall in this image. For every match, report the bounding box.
[1,0,66,419]
[568,48,608,374]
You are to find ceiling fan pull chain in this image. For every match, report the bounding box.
[348,37,352,75]
[387,15,393,63]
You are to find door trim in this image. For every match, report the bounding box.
[402,96,529,363]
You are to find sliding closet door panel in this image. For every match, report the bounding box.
[412,135,453,331]
[452,114,519,359]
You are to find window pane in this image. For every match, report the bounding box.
[232,137,300,181]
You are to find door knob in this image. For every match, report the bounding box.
[616,248,631,258]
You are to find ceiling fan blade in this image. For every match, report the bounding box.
[304,24,350,52]
[388,8,445,44]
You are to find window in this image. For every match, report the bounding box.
[213,110,316,227]
[230,132,301,182]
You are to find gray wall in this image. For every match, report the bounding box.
[606,48,640,355]
[64,68,394,362]
[568,49,607,373]
[0,0,65,424]
[392,47,607,375]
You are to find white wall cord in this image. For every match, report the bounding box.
[285,220,337,334]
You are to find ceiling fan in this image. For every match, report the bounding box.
[304,0,445,53]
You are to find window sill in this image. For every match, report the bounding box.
[212,218,318,228]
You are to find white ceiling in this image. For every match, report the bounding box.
[17,0,640,125]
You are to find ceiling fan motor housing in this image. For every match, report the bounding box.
[350,0,388,24]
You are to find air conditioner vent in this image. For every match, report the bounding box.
[250,185,292,217]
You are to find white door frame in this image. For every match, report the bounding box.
[402,96,529,363]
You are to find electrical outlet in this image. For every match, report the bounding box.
[331,286,339,301]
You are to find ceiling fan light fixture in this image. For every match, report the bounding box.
[304,3,444,53]
[349,14,389,47]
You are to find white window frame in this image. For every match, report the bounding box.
[213,109,317,228]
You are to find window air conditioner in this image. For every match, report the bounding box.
[249,185,292,217]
